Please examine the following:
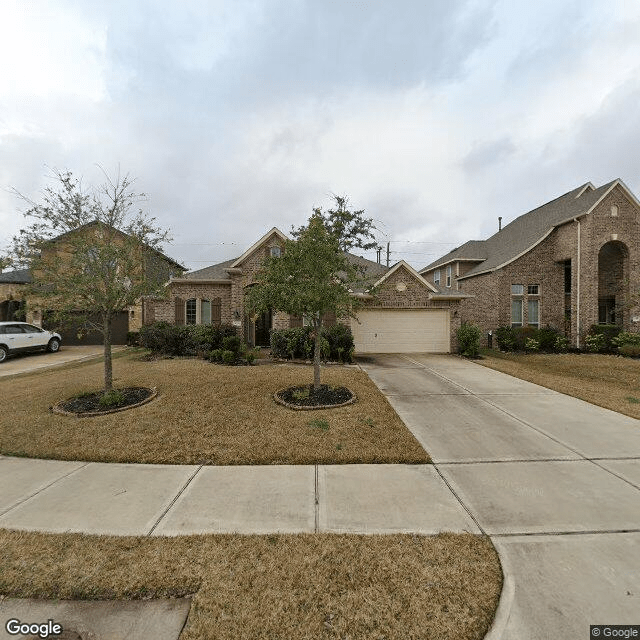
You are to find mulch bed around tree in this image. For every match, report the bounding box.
[275,384,355,410]
[55,387,155,416]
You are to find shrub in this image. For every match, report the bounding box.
[584,333,606,353]
[322,324,355,363]
[525,337,540,351]
[222,335,242,355]
[495,326,516,351]
[270,324,355,363]
[99,389,125,408]
[554,335,570,352]
[126,331,140,347]
[208,349,223,363]
[221,350,236,365]
[457,323,481,357]
[587,324,621,353]
[618,343,640,357]
[139,322,238,356]
[536,326,560,351]
[612,331,640,349]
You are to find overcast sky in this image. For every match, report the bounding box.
[2,0,640,271]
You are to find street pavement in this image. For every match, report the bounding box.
[1,353,639,638]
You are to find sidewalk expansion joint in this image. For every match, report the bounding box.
[435,457,585,465]
[147,465,203,536]
[491,528,640,538]
[0,461,90,518]
[314,465,319,533]
[432,463,486,536]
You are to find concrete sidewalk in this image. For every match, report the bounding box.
[0,457,478,535]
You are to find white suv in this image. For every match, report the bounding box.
[0,322,62,363]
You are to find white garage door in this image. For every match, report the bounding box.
[351,309,450,353]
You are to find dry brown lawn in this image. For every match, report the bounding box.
[479,350,640,419]
[0,530,501,640]
[0,353,429,464]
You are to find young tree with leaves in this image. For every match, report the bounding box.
[246,205,376,390]
[7,168,173,393]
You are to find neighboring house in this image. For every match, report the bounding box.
[147,227,468,353]
[3,222,184,345]
[420,179,640,347]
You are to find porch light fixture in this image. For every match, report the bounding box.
[233,309,241,319]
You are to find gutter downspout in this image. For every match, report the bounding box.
[574,217,581,349]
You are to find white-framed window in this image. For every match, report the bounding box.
[446,265,452,288]
[511,299,523,327]
[511,284,524,295]
[434,269,441,285]
[185,299,197,324]
[527,284,539,295]
[270,246,281,258]
[527,299,539,327]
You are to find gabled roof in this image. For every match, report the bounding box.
[179,258,236,282]
[48,220,185,270]
[372,260,438,293]
[0,268,32,284]
[229,227,289,269]
[421,179,635,279]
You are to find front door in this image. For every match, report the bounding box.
[254,309,272,347]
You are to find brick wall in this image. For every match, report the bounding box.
[455,183,640,346]
[363,264,462,351]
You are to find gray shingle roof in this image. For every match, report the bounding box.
[181,258,236,281]
[422,180,618,278]
[421,240,487,272]
[0,268,32,284]
[182,252,389,285]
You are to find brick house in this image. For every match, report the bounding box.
[148,228,468,353]
[0,222,184,344]
[420,179,640,347]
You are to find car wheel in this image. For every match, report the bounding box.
[47,338,60,353]
[0,346,7,363]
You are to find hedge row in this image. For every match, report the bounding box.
[270,324,355,362]
[139,321,238,356]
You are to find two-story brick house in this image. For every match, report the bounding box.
[1,221,184,344]
[420,179,640,347]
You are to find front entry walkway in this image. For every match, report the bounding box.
[359,353,640,639]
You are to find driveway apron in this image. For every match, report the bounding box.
[358,353,640,640]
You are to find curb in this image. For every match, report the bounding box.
[483,543,515,640]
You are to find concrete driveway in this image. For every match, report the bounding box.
[0,345,126,378]
[358,353,640,639]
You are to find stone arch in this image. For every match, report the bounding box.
[598,240,629,326]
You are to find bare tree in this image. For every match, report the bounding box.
[8,167,172,393]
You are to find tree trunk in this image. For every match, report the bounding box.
[103,313,113,392]
[313,319,321,390]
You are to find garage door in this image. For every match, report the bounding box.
[44,311,129,345]
[351,309,450,353]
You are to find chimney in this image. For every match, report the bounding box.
[498,216,502,232]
